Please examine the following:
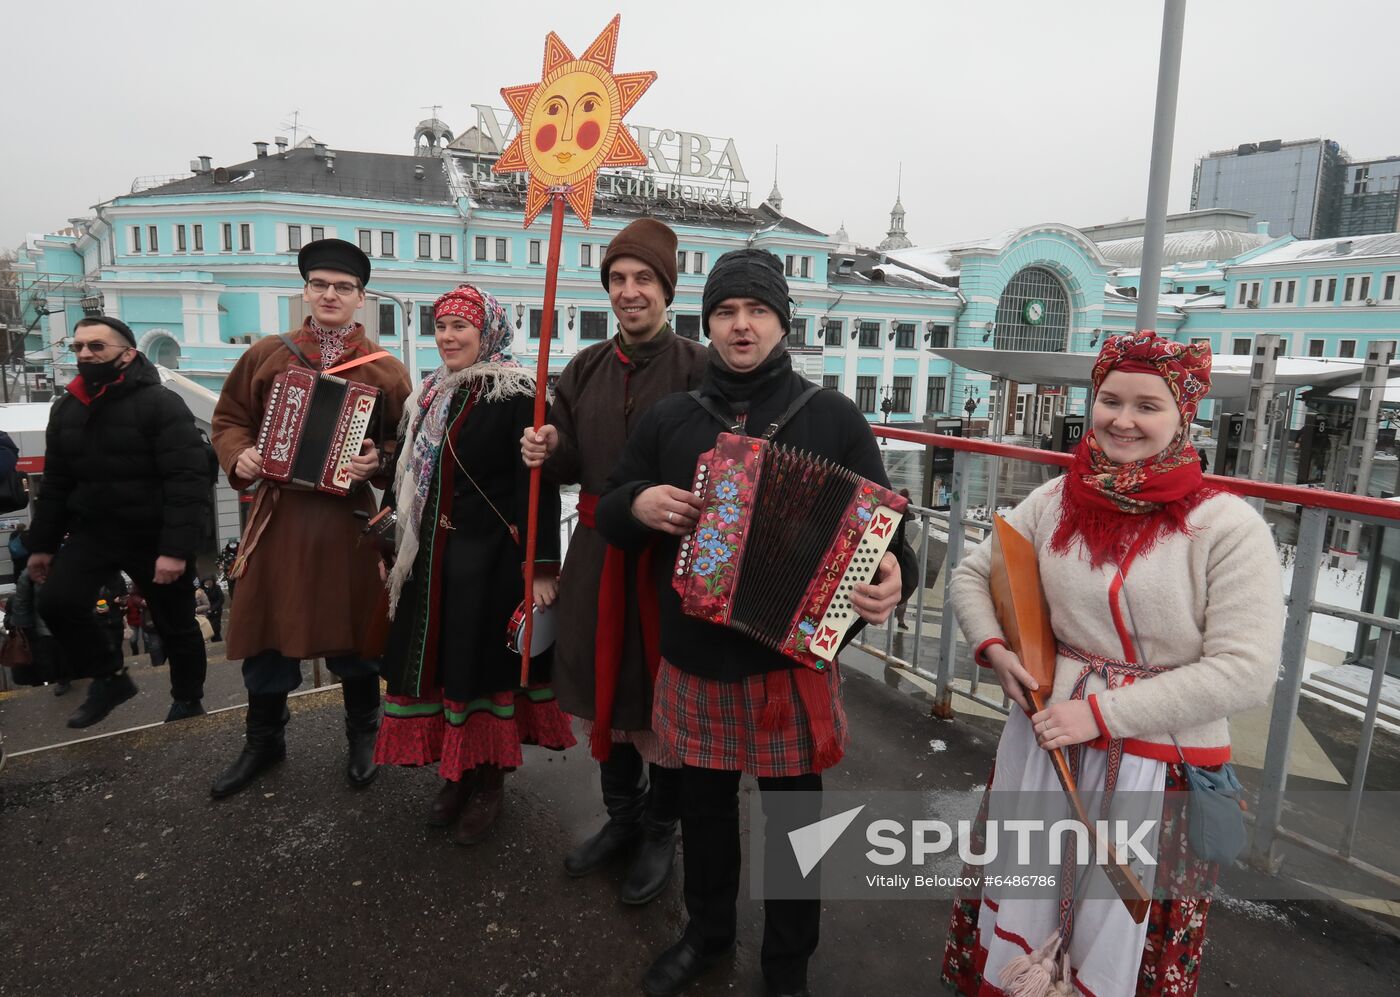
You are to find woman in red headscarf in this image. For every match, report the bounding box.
[940,332,1284,996]
[374,284,574,845]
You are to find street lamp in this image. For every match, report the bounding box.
[515,303,525,329]
[567,304,576,330]
[879,385,895,446]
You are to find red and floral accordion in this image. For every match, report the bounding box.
[256,365,380,495]
[673,433,908,668]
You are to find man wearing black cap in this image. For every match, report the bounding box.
[210,238,411,798]
[595,248,916,997]
[521,216,706,905]
[27,316,212,728]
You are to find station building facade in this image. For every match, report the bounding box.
[10,117,1400,440]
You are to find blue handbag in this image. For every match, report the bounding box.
[1172,736,1247,865]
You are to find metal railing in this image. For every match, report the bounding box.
[862,424,1400,889]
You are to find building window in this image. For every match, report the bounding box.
[131,226,142,253]
[358,229,372,253]
[1339,340,1357,359]
[439,235,453,260]
[475,236,488,261]
[786,317,808,348]
[1233,338,1252,355]
[287,225,301,252]
[926,376,947,414]
[1385,274,1398,300]
[785,254,795,276]
[1194,285,1211,294]
[823,374,841,391]
[676,250,687,272]
[693,251,706,274]
[930,324,950,348]
[193,224,203,252]
[892,376,912,414]
[418,233,432,259]
[380,231,395,257]
[310,225,324,241]
[494,238,507,263]
[176,225,187,252]
[1360,275,1372,301]
[858,321,879,349]
[855,376,877,414]
[378,301,396,335]
[529,308,557,340]
[1308,340,1325,357]
[1237,281,1260,306]
[824,319,843,346]
[222,223,233,252]
[1272,279,1295,304]
[529,240,541,265]
[676,315,701,341]
[419,304,434,335]
[894,322,915,349]
[1344,276,1356,301]
[1310,276,1335,303]
[582,243,594,268]
[239,223,251,251]
[801,256,811,279]
[148,225,159,252]
[580,310,609,341]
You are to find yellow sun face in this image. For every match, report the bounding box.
[493,16,656,227]
[524,65,621,185]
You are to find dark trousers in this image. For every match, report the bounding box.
[679,765,823,992]
[208,609,223,640]
[242,650,379,697]
[38,532,207,702]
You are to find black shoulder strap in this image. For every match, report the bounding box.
[760,384,824,440]
[688,384,825,440]
[688,390,743,434]
[279,333,315,369]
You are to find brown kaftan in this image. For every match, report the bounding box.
[546,326,707,730]
[211,320,411,661]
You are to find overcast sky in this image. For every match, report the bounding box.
[4,0,1398,253]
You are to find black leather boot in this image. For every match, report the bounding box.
[621,763,681,905]
[342,676,381,789]
[210,694,288,799]
[564,744,646,877]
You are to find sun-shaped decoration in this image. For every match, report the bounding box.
[493,15,656,227]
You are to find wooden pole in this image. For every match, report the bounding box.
[520,192,568,685]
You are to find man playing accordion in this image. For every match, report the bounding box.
[596,248,917,997]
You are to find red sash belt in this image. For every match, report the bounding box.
[578,491,659,760]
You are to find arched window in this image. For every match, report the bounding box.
[993,266,1071,352]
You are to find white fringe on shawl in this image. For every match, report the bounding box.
[385,361,538,617]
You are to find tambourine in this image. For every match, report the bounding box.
[507,600,556,658]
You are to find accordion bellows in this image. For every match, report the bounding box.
[673,433,908,668]
[256,365,380,495]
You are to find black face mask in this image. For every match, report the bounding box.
[78,357,126,392]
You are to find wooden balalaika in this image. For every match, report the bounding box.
[673,432,908,667]
[989,514,1151,923]
[256,364,380,495]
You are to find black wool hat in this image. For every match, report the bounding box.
[298,238,371,287]
[600,217,678,304]
[701,249,791,334]
[77,315,137,346]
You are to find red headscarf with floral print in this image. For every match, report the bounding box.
[1051,331,1217,567]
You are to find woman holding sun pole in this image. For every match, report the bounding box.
[374,284,574,846]
[942,331,1283,997]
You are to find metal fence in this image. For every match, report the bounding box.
[857,424,1400,890]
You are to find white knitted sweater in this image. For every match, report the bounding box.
[949,477,1284,764]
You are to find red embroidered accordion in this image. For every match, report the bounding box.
[672,433,908,668]
[256,365,380,495]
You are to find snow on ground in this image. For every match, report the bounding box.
[1279,544,1366,653]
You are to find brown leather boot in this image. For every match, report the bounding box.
[452,765,505,845]
[428,773,477,827]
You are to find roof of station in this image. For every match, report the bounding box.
[129,148,455,204]
[1230,232,1400,268]
[1096,229,1275,267]
[933,347,1373,403]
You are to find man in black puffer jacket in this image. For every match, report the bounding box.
[27,316,210,729]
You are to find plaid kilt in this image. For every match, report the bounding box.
[652,657,848,777]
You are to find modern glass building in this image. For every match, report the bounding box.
[1191,138,1346,239]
